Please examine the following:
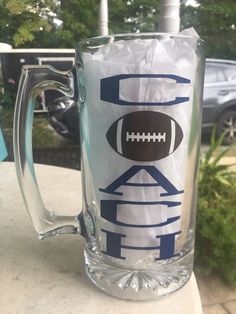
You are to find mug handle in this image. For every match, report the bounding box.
[13,65,81,239]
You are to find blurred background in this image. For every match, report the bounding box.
[0,0,236,169]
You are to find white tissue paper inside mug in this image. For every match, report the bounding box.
[80,28,200,266]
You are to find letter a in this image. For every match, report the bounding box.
[99,165,183,196]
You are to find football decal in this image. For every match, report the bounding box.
[106,111,183,162]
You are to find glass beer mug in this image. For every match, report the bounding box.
[13,33,205,300]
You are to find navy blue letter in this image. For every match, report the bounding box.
[101,74,190,106]
[101,229,126,259]
[99,165,183,196]
[101,199,181,228]
[101,229,181,260]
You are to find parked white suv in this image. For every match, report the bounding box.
[202,59,236,144]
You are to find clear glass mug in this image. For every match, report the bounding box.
[13,33,205,300]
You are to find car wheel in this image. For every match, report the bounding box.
[217,110,236,145]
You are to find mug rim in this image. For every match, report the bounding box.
[76,32,205,49]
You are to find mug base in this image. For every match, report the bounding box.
[84,249,193,301]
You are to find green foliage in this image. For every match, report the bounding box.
[181,0,236,59]
[32,116,57,148]
[195,129,236,285]
[0,0,57,47]
[0,83,17,110]
[0,0,100,47]
[0,0,235,59]
[52,0,100,47]
[109,0,160,34]
[0,107,56,149]
[0,107,14,130]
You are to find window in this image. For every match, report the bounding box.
[223,66,236,81]
[205,64,227,84]
[205,66,218,84]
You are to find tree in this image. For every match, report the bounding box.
[50,0,100,47]
[109,0,160,34]
[181,0,236,59]
[0,0,57,47]
[0,0,100,48]
[0,0,236,60]
[36,0,160,47]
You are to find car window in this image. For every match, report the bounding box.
[217,68,226,82]
[205,65,226,83]
[205,66,217,83]
[223,67,236,81]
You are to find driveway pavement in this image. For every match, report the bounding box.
[197,275,236,314]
